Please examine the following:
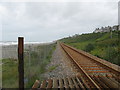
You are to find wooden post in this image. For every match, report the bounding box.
[18,37,24,90]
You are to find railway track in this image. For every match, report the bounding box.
[32,43,120,89]
[60,43,120,89]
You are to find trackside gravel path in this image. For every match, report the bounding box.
[43,43,77,79]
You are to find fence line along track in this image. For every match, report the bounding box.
[60,43,120,88]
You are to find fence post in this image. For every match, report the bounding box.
[18,37,24,90]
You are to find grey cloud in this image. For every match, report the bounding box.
[1,1,118,42]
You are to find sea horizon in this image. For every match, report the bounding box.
[0,41,56,46]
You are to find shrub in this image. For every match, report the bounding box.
[84,43,95,52]
[103,47,119,65]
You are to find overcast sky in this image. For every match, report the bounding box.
[0,0,119,42]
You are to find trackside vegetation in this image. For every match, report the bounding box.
[59,31,120,66]
[2,43,56,88]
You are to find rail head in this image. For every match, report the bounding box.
[60,43,100,89]
[60,43,120,76]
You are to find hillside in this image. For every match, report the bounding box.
[59,31,120,66]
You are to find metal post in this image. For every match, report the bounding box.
[18,37,24,90]
[28,45,31,81]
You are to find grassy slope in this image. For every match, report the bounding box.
[60,31,120,66]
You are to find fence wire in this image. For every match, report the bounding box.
[2,42,56,88]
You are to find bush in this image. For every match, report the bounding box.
[84,43,95,52]
[103,47,119,65]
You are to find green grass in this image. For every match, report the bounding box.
[47,65,58,72]
[68,41,94,50]
[2,43,56,88]
[60,31,120,65]
[96,32,110,41]
[0,59,2,88]
[24,43,56,88]
[2,59,18,88]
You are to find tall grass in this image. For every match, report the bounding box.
[2,43,56,88]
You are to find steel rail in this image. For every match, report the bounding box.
[61,43,120,76]
[32,42,120,89]
[60,43,100,89]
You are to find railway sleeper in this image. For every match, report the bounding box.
[46,79,53,89]
[112,75,120,83]
[92,75,109,89]
[98,75,119,89]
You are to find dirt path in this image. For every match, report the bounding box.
[43,43,77,79]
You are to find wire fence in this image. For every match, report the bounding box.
[0,45,2,89]
[2,42,56,88]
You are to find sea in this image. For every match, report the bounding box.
[0,41,56,60]
[0,41,54,46]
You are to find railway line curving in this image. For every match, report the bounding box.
[32,43,120,89]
